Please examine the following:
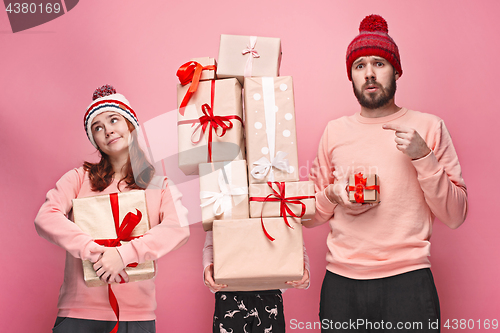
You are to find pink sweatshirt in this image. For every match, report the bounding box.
[308,108,468,279]
[35,167,190,321]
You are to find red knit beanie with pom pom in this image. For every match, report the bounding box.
[346,14,402,81]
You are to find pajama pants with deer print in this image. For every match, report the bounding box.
[213,290,285,333]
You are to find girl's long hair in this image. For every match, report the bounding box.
[83,121,155,192]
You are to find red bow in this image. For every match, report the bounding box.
[177,61,217,116]
[177,80,243,162]
[348,173,380,203]
[94,193,143,333]
[249,182,314,241]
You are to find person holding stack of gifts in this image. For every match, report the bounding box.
[35,85,189,333]
[307,15,468,332]
[176,36,313,333]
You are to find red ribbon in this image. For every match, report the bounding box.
[177,80,243,162]
[249,182,315,241]
[94,193,143,333]
[177,61,217,116]
[348,173,380,203]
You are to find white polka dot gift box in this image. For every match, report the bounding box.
[176,78,245,175]
[198,160,250,231]
[217,34,281,87]
[243,76,299,184]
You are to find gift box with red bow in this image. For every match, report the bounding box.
[348,173,380,203]
[199,160,249,231]
[213,218,303,291]
[176,78,245,175]
[72,191,155,287]
[191,57,217,81]
[244,76,299,184]
[217,34,281,86]
[249,181,315,222]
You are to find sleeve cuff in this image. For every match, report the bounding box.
[411,150,442,179]
[116,244,138,266]
[316,189,337,214]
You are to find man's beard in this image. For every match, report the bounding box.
[353,76,397,109]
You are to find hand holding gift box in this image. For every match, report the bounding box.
[244,76,299,183]
[73,191,155,287]
[199,160,249,231]
[348,173,380,203]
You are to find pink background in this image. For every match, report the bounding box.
[1,0,498,331]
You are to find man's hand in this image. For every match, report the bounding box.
[383,124,431,160]
[92,248,126,284]
[204,263,227,293]
[325,179,378,215]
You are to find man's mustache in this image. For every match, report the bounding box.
[362,80,383,90]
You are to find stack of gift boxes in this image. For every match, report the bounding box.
[176,35,316,291]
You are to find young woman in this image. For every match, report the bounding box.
[35,85,190,333]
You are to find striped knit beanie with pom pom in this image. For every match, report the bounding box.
[346,14,402,81]
[84,85,139,149]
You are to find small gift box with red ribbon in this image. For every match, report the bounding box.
[244,76,299,184]
[176,58,218,114]
[249,181,315,224]
[73,191,155,287]
[348,173,380,203]
[190,57,217,81]
[213,218,303,291]
[176,78,245,175]
[217,34,281,86]
[199,160,249,231]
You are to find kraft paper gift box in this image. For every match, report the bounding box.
[217,34,281,86]
[213,218,304,291]
[73,191,156,287]
[191,57,217,81]
[348,173,380,203]
[249,181,316,220]
[199,160,249,231]
[244,76,299,184]
[177,57,218,113]
[177,78,245,175]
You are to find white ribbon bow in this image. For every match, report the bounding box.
[251,151,291,182]
[200,168,248,217]
[242,36,260,78]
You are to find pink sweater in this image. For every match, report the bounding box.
[35,167,190,321]
[308,108,468,279]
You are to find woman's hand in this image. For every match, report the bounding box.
[286,268,310,289]
[204,263,227,293]
[93,248,127,284]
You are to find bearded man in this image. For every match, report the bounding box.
[306,14,468,333]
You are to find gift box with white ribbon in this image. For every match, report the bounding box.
[244,76,299,184]
[199,160,249,231]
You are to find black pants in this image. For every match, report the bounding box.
[214,290,285,333]
[319,269,440,332]
[52,317,156,333]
